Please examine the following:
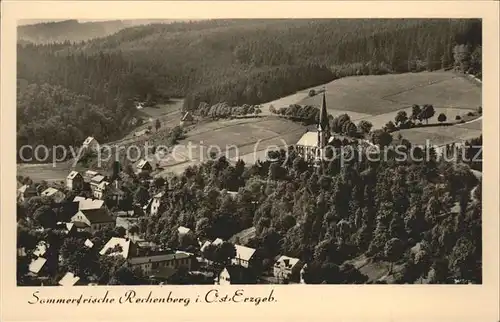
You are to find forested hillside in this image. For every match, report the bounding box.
[17,19,180,44]
[17,19,482,159]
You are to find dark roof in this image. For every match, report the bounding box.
[80,209,114,224]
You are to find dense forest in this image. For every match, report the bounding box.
[17,19,482,160]
[128,140,481,283]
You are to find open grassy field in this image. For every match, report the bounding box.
[156,116,307,175]
[136,98,184,118]
[297,71,481,129]
[394,125,482,146]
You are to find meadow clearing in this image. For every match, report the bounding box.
[296,71,481,129]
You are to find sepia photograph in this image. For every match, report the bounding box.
[14,17,485,288]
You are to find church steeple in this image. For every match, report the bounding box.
[318,91,329,133]
[317,91,330,152]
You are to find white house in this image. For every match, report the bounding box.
[231,244,257,268]
[150,192,164,216]
[40,187,65,203]
[273,255,302,282]
[135,159,153,174]
[71,209,115,234]
[66,171,84,191]
[82,136,99,152]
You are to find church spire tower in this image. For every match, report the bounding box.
[317,90,330,160]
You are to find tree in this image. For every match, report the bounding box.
[411,104,422,121]
[419,104,435,124]
[453,44,472,73]
[384,238,404,274]
[371,129,393,147]
[438,113,447,123]
[153,177,165,189]
[33,205,57,228]
[155,119,161,132]
[214,242,236,265]
[395,110,408,127]
[269,105,277,114]
[455,115,462,121]
[134,186,150,206]
[110,161,121,181]
[357,120,373,134]
[384,121,397,132]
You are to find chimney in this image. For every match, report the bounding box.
[283,259,290,267]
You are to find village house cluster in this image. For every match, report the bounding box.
[17,137,308,286]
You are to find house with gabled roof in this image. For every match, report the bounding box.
[66,171,84,191]
[135,159,153,174]
[273,255,303,282]
[70,208,115,234]
[149,191,164,216]
[40,187,66,203]
[232,244,257,269]
[82,136,99,152]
